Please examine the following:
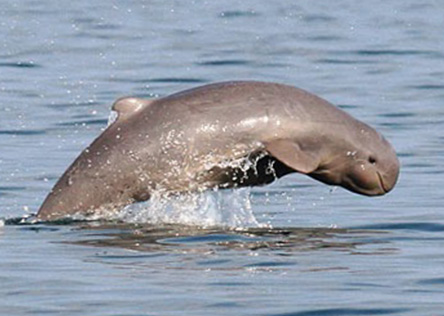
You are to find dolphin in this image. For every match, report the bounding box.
[36,81,400,221]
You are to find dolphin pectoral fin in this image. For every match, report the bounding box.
[265,140,320,174]
[112,97,156,121]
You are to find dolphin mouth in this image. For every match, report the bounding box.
[377,171,388,194]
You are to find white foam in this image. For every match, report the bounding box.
[113,188,264,228]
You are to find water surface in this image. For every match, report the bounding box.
[1,1,444,315]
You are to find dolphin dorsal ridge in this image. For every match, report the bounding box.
[112,97,155,121]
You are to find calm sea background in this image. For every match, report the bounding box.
[1,1,444,315]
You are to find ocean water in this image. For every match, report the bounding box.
[1,1,444,315]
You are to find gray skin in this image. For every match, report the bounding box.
[37,81,400,221]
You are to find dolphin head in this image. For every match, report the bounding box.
[338,136,399,196]
[312,124,400,196]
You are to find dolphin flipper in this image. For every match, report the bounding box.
[265,139,320,174]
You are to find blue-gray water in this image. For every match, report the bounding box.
[1,1,444,315]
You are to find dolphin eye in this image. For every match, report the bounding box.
[368,156,377,165]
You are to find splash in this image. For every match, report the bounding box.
[2,189,265,228]
[107,110,118,126]
[113,188,264,228]
[105,145,272,228]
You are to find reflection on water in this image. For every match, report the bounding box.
[3,218,397,274]
[2,215,395,257]
[64,222,393,256]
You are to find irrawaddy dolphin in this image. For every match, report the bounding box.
[37,81,400,221]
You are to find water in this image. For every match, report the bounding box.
[1,0,444,315]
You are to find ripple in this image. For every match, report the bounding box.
[244,261,296,268]
[317,58,376,65]
[219,10,258,18]
[162,233,259,244]
[0,62,42,68]
[251,185,312,197]
[337,104,358,110]
[198,59,251,66]
[18,226,62,232]
[42,223,387,255]
[397,152,414,158]
[354,49,440,57]
[45,101,100,109]
[208,281,251,286]
[409,84,444,90]
[379,112,416,118]
[206,302,242,308]
[73,32,137,41]
[417,277,444,286]
[0,186,26,192]
[403,162,435,169]
[354,222,444,233]
[95,253,163,260]
[72,17,96,24]
[379,122,412,130]
[0,129,46,136]
[306,35,343,42]
[147,77,208,84]
[110,77,207,84]
[91,23,121,31]
[302,15,336,23]
[55,119,108,127]
[270,308,411,316]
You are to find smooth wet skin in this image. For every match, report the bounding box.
[308,122,400,196]
[37,81,400,220]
